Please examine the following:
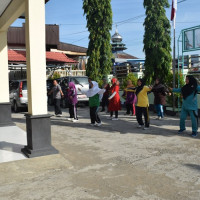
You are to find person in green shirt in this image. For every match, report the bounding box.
[170,75,200,137]
[79,81,105,126]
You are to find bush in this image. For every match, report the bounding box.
[121,73,138,90]
[165,72,185,107]
[98,79,104,88]
[49,72,61,80]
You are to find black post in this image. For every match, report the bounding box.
[0,103,15,127]
[21,114,58,158]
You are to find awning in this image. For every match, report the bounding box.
[8,50,78,63]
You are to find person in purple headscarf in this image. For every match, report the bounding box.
[67,82,78,122]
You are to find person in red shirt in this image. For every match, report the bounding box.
[108,78,121,120]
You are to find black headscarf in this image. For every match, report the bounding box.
[136,78,145,96]
[181,75,197,99]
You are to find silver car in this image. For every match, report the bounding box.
[9,80,28,112]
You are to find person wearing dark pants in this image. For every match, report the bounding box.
[49,80,64,117]
[132,79,152,130]
[54,99,62,116]
[101,95,109,112]
[136,106,149,128]
[110,111,118,118]
[101,78,110,112]
[90,106,101,124]
[122,80,136,116]
[126,104,133,115]
[79,80,105,126]
[68,103,78,120]
[67,82,78,122]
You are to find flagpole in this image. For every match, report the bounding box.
[172,20,176,111]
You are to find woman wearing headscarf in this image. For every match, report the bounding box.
[135,79,152,129]
[122,80,137,115]
[171,75,200,137]
[151,78,169,119]
[67,82,78,122]
[79,81,105,126]
[108,78,121,120]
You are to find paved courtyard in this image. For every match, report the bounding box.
[0,106,200,200]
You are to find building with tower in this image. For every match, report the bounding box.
[111,27,138,64]
[111,28,144,78]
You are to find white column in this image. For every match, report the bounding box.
[0,31,9,103]
[25,0,47,115]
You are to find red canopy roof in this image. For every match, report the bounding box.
[8,50,78,63]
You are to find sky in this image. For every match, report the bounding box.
[12,0,200,59]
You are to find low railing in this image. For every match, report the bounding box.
[68,70,86,76]
[9,69,87,80]
[52,70,86,77]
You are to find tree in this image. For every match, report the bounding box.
[143,0,172,84]
[83,0,112,82]
[121,73,138,90]
[165,72,184,107]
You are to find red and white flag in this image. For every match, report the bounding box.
[171,0,177,21]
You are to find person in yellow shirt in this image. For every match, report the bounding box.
[135,79,152,129]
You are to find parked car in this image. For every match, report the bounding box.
[60,76,89,108]
[47,76,89,107]
[9,80,28,112]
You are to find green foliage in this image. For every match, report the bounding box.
[83,0,113,82]
[165,72,185,107]
[143,0,172,84]
[49,72,61,80]
[72,65,77,70]
[98,79,104,88]
[121,73,138,90]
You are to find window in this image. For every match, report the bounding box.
[22,81,27,90]
[70,77,88,85]
[195,29,200,48]
[184,30,193,50]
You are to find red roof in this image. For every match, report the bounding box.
[8,50,78,63]
[46,51,78,63]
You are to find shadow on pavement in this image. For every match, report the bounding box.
[49,110,199,139]
[0,141,24,154]
[11,106,199,139]
[184,164,200,171]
